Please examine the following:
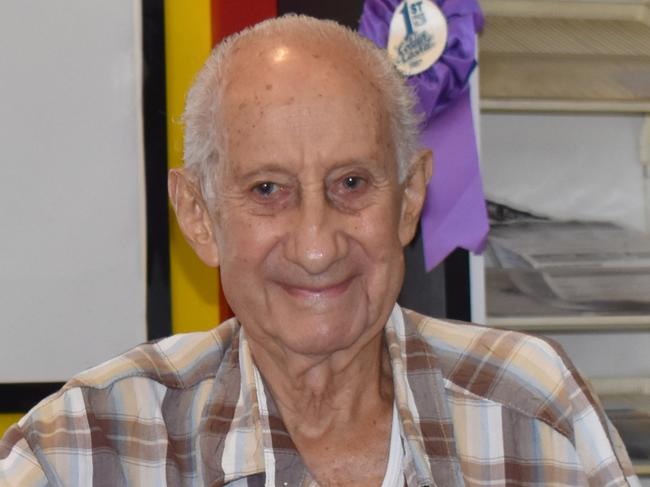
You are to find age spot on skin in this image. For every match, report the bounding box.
[266,84,273,91]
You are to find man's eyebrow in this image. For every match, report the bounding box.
[332,157,381,167]
[234,164,295,180]
[235,158,383,177]
[325,157,385,174]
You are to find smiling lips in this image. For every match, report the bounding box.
[280,276,355,300]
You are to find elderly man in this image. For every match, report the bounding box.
[0,15,640,487]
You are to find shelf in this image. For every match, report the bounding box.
[488,314,650,332]
[479,1,650,113]
[484,220,650,332]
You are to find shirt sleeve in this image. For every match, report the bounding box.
[602,415,642,487]
[551,341,641,487]
[0,423,49,487]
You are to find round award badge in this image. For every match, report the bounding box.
[387,0,448,76]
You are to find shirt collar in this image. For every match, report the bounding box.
[385,305,464,487]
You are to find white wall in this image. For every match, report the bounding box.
[0,1,146,382]
[481,111,650,379]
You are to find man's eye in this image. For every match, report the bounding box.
[328,174,369,209]
[252,182,279,197]
[342,176,364,191]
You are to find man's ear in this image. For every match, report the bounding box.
[398,149,433,246]
[168,168,220,267]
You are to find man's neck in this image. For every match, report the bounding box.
[246,330,395,486]
[246,329,393,438]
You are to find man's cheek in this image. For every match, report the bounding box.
[223,225,281,268]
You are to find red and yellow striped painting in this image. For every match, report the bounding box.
[165,0,276,333]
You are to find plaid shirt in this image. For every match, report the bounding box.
[0,305,640,486]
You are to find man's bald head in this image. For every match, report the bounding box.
[182,15,421,201]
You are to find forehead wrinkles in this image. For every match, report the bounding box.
[216,36,394,169]
[221,95,388,174]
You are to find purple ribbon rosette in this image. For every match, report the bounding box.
[359,0,489,271]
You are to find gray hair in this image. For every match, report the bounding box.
[183,14,421,201]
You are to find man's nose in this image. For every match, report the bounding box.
[285,191,347,275]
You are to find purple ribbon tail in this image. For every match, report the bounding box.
[358,0,488,270]
[420,91,488,271]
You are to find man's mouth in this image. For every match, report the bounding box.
[278,276,354,300]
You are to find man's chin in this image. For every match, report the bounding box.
[268,302,377,357]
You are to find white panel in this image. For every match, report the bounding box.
[0,0,146,382]
[545,332,650,378]
[469,52,486,325]
[481,112,646,231]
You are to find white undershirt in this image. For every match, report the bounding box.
[381,403,405,487]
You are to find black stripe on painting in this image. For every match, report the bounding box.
[143,0,172,340]
[0,383,64,413]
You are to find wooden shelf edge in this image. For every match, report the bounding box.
[633,461,650,476]
[487,314,650,332]
[481,98,650,114]
[591,376,650,395]
[481,0,650,22]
